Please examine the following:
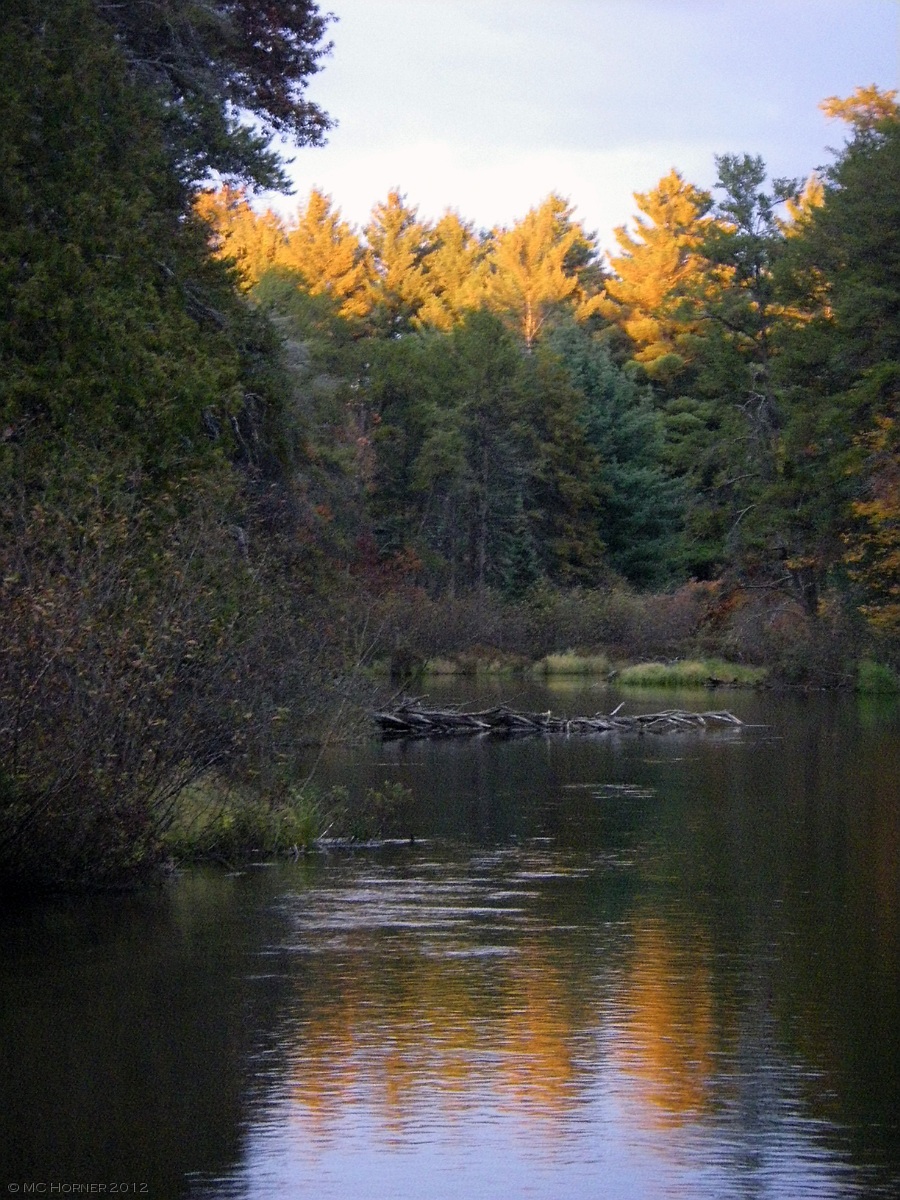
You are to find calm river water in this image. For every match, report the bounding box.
[1,683,898,1199]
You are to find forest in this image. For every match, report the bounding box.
[1,0,898,891]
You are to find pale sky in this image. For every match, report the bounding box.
[262,0,899,257]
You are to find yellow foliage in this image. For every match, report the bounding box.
[599,170,716,370]
[362,190,433,328]
[194,185,284,289]
[415,211,490,331]
[485,193,596,346]
[276,188,368,319]
[821,85,900,131]
[781,173,825,235]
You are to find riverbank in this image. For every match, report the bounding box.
[367,649,899,694]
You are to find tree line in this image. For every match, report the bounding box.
[199,89,899,627]
[0,0,897,890]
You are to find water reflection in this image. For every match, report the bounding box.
[1,689,898,1199]
[203,846,895,1197]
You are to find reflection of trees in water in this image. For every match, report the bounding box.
[612,915,717,1128]
[285,935,601,1133]
[279,869,733,1138]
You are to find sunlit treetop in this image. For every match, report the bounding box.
[279,188,369,319]
[486,194,599,348]
[360,191,435,332]
[600,170,714,371]
[194,185,286,287]
[780,173,825,236]
[820,84,900,134]
[416,212,491,332]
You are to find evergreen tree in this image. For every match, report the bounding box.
[277,188,368,320]
[599,170,714,379]
[0,1,343,891]
[416,211,490,331]
[549,325,681,587]
[486,194,599,348]
[0,0,242,479]
[777,96,900,634]
[671,155,804,591]
[194,185,286,289]
[94,0,334,189]
[362,191,433,335]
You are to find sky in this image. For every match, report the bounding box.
[263,0,900,257]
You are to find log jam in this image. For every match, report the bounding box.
[373,698,745,739]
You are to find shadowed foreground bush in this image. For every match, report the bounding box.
[0,476,357,895]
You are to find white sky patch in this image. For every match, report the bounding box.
[270,139,719,260]
[257,0,900,250]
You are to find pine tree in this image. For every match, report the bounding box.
[195,185,285,288]
[486,195,599,348]
[277,188,368,319]
[549,324,681,587]
[777,98,900,634]
[95,0,334,189]
[599,171,714,378]
[416,211,490,331]
[362,191,433,334]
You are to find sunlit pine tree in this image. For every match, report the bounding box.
[599,170,714,377]
[362,190,433,334]
[276,187,368,319]
[194,185,285,289]
[485,194,597,349]
[415,211,490,331]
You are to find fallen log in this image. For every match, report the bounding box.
[373,699,746,739]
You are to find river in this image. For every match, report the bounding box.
[1,683,898,1199]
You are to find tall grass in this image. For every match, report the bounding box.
[164,776,419,863]
[616,659,767,688]
[164,781,336,862]
[533,651,612,676]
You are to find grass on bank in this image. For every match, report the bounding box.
[533,651,613,676]
[164,777,418,863]
[615,658,768,687]
[374,648,769,686]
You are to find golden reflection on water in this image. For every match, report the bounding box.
[611,917,716,1129]
[287,945,594,1131]
[279,863,724,1143]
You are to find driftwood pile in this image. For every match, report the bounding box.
[374,697,745,739]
